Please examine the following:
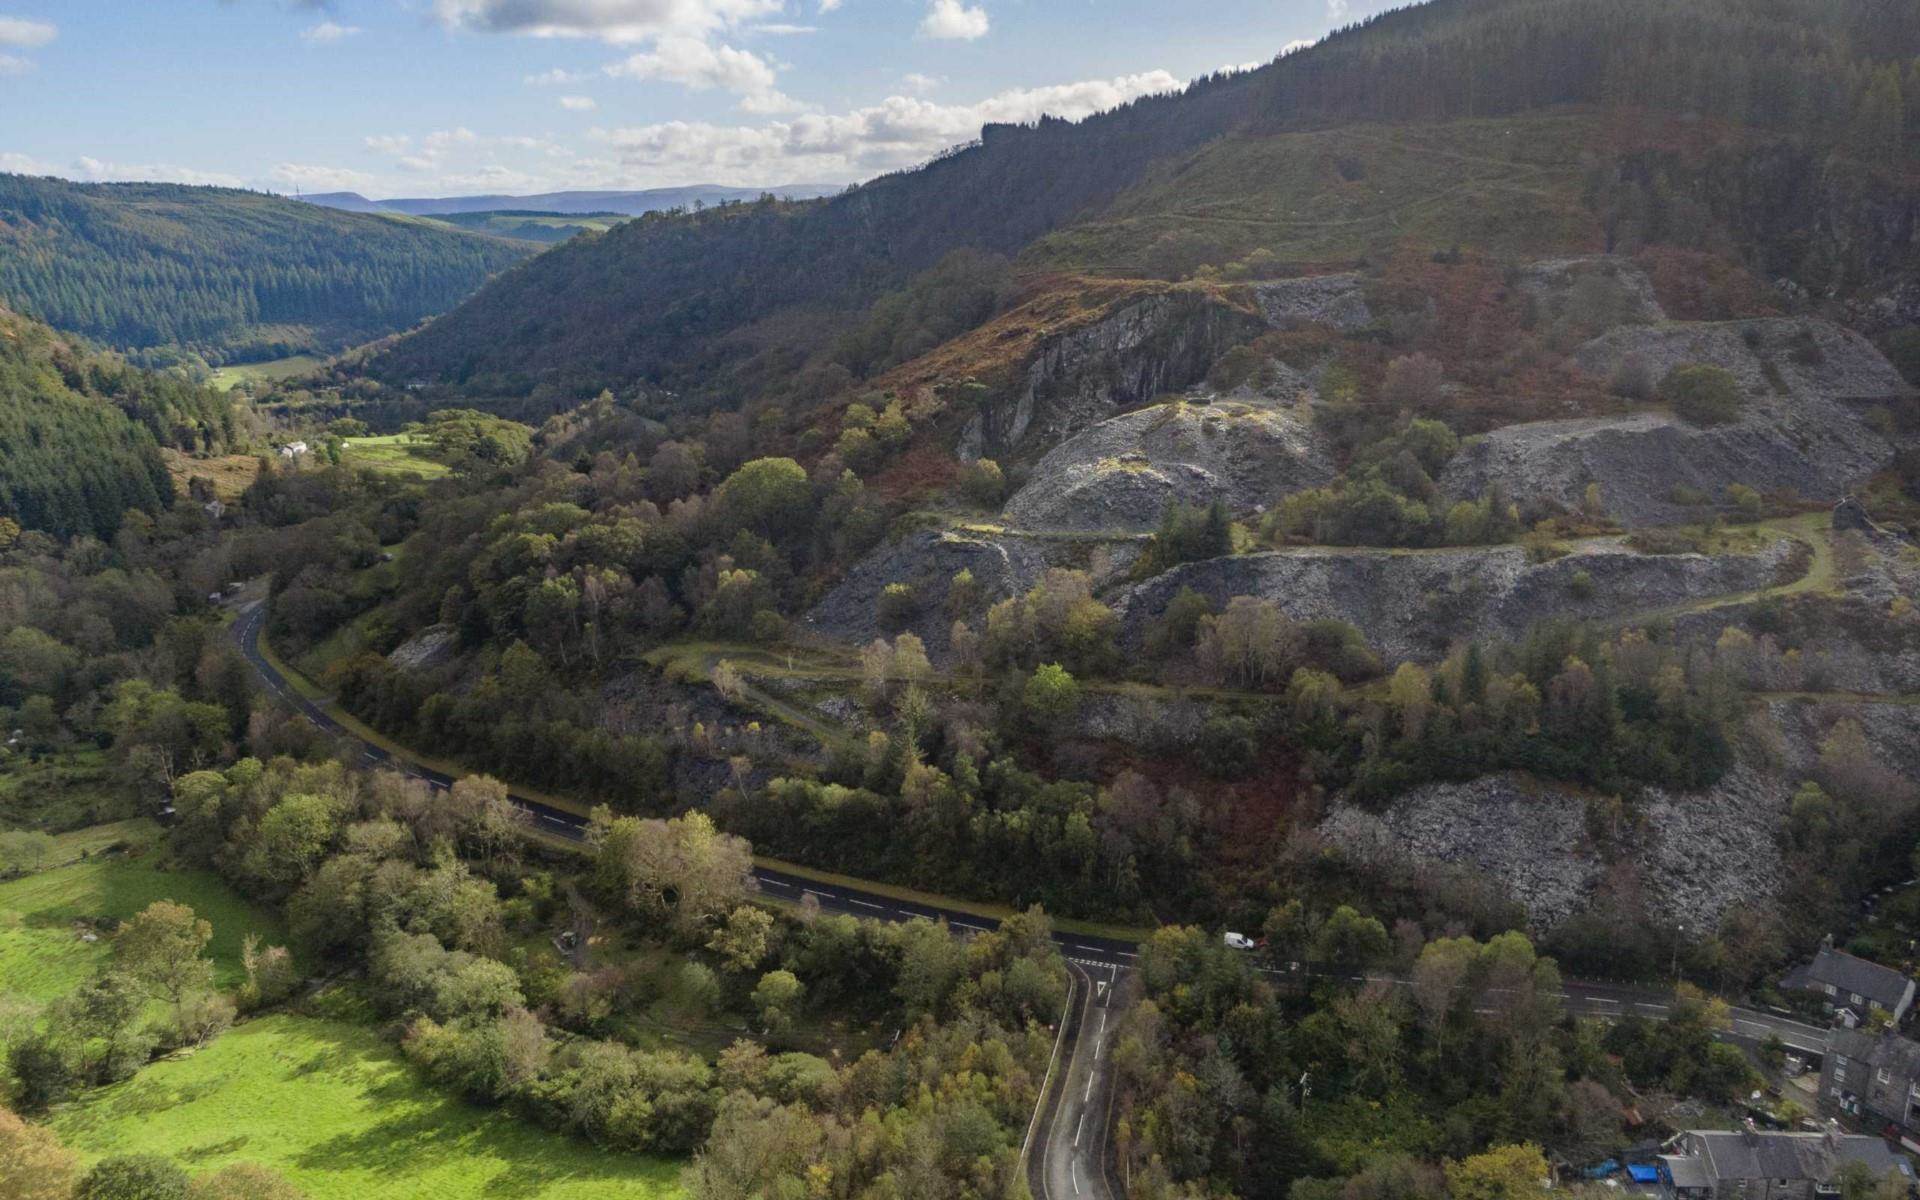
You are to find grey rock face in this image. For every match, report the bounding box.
[387,624,460,672]
[1252,273,1374,331]
[1320,776,1603,929]
[1320,699,1920,932]
[1438,318,1912,527]
[1113,537,1795,665]
[1438,399,1894,527]
[1572,317,1909,399]
[1001,399,1336,533]
[957,292,1266,462]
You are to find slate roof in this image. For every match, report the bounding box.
[1669,1131,1912,1187]
[1828,1028,1920,1081]
[1782,946,1915,1010]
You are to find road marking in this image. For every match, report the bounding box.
[1072,1162,1082,1195]
[849,899,884,911]
[1084,1068,1094,1103]
[1074,1113,1085,1146]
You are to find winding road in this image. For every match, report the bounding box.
[233,598,1841,1199]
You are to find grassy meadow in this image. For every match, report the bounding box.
[49,1013,686,1200]
[0,825,287,1002]
[342,434,452,479]
[207,354,325,391]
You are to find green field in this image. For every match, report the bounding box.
[50,1013,685,1200]
[342,434,452,478]
[208,354,324,391]
[0,831,287,1002]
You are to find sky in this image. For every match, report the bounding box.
[0,0,1395,199]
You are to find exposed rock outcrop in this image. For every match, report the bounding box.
[1000,399,1335,533]
[1113,536,1796,664]
[1252,273,1374,331]
[957,292,1267,462]
[1319,776,1604,929]
[387,624,460,672]
[1437,318,1913,527]
[1573,317,1908,399]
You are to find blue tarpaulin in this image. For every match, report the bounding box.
[1628,1166,1661,1183]
[1583,1161,1620,1179]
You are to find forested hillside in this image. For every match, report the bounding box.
[366,0,1919,405]
[0,175,531,365]
[0,308,239,539]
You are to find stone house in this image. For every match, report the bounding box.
[1823,1028,1920,1155]
[1782,941,1916,1028]
[1658,1127,1912,1200]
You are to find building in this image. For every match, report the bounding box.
[1823,1029,1920,1155]
[1658,1127,1913,1200]
[1782,941,1916,1028]
[276,441,309,460]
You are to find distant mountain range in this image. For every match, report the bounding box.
[298,184,846,218]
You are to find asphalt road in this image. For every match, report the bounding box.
[1029,961,1123,1200]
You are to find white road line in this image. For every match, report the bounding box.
[849,899,884,911]
[1074,1112,1085,1146]
[1083,1068,1094,1103]
[1071,1162,1082,1195]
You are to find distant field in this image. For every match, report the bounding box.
[208,354,324,391]
[51,1013,686,1200]
[161,448,264,503]
[422,210,628,244]
[342,434,451,478]
[0,830,287,1002]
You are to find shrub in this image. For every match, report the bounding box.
[876,583,917,631]
[958,458,1005,507]
[1662,364,1744,426]
[1725,484,1763,521]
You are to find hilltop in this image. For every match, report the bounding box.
[360,0,1919,409]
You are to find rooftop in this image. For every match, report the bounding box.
[1783,946,1915,1010]
[1663,1130,1912,1187]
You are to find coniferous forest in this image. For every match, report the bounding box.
[0,175,530,365]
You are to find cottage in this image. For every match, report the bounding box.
[1782,940,1916,1028]
[276,441,309,460]
[1659,1127,1912,1200]
[1823,1029,1920,1154]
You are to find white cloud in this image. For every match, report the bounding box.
[1220,60,1263,74]
[0,17,56,48]
[301,21,363,44]
[593,68,1177,184]
[901,72,942,94]
[433,0,784,44]
[607,36,798,112]
[525,67,592,85]
[818,0,841,11]
[751,23,816,35]
[919,0,986,41]
[1281,39,1315,55]
[559,94,598,110]
[0,52,32,75]
[59,156,247,187]
[364,133,413,154]
[1328,0,1350,19]
[271,162,379,192]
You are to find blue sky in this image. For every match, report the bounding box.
[0,0,1393,198]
